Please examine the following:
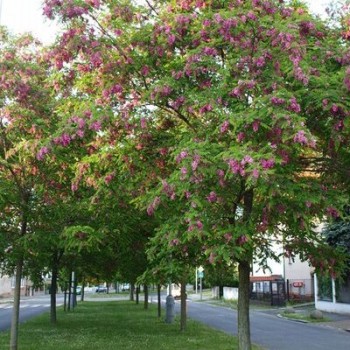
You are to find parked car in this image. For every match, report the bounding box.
[76,286,82,295]
[96,286,107,293]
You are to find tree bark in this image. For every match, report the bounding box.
[130,283,135,301]
[237,188,254,350]
[10,258,23,350]
[144,284,149,309]
[135,285,139,304]
[157,284,161,318]
[238,260,251,350]
[180,279,187,332]
[50,260,58,324]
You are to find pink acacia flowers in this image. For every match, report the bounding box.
[36,146,50,160]
[147,196,161,216]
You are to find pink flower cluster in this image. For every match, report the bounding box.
[147,196,161,216]
[36,146,50,160]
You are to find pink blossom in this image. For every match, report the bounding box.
[241,155,253,165]
[36,146,50,160]
[191,154,200,171]
[141,65,150,76]
[334,120,344,131]
[326,207,339,218]
[76,130,84,138]
[228,159,241,174]
[305,201,312,208]
[180,167,188,175]
[60,133,71,146]
[217,169,225,178]
[271,96,285,105]
[111,84,123,94]
[199,104,212,114]
[220,120,230,133]
[260,158,275,170]
[236,235,248,245]
[197,220,203,230]
[207,191,217,203]
[90,121,102,131]
[209,252,216,264]
[140,117,147,129]
[85,0,100,8]
[247,11,257,21]
[255,56,265,67]
[202,47,218,56]
[252,120,260,132]
[176,150,188,163]
[293,130,308,144]
[170,239,180,246]
[167,34,176,46]
[237,132,245,142]
[104,173,114,185]
[252,169,259,179]
[147,196,161,216]
[288,97,301,113]
[224,233,232,243]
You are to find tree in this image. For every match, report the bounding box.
[0,27,59,349]
[42,1,350,349]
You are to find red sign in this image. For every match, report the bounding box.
[292,281,304,288]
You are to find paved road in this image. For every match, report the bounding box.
[179,300,350,350]
[0,295,64,331]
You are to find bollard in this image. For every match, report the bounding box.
[165,294,175,323]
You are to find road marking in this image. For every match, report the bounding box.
[0,303,64,309]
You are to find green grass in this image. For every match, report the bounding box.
[0,301,261,350]
[281,312,330,323]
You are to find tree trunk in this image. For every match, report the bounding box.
[50,261,58,324]
[135,286,139,304]
[144,284,149,309]
[130,283,135,301]
[10,258,23,350]
[67,272,72,311]
[157,284,161,318]
[237,188,254,350]
[238,260,251,350]
[180,280,187,332]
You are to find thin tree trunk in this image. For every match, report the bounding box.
[81,279,85,302]
[157,284,161,318]
[135,286,139,304]
[238,260,251,350]
[237,188,254,350]
[180,279,187,332]
[50,261,58,324]
[144,284,149,309]
[130,283,135,301]
[10,258,23,350]
[67,272,72,311]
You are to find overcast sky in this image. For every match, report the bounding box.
[0,0,329,44]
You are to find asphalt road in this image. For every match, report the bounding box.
[0,295,64,332]
[180,300,350,350]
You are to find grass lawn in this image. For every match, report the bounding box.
[0,301,261,349]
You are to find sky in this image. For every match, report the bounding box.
[0,0,330,45]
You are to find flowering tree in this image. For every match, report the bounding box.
[42,1,350,349]
[0,27,62,349]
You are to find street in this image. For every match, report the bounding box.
[180,300,350,350]
[0,294,64,332]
